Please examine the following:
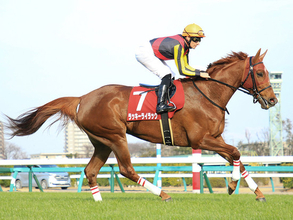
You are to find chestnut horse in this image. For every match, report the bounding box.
[7,49,277,202]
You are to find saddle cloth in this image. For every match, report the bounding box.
[127,80,185,121]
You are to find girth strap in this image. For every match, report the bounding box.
[159,112,174,146]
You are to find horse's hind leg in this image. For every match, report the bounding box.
[84,140,112,201]
[112,138,171,201]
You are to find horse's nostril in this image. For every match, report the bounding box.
[270,98,278,105]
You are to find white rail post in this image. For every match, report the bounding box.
[156,144,162,188]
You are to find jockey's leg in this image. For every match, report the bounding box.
[135,41,175,79]
[156,74,176,113]
[135,42,176,113]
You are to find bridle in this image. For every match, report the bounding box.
[239,56,272,104]
[192,56,271,114]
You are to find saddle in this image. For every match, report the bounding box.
[127,80,185,146]
[139,82,177,100]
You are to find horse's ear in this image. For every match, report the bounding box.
[259,49,268,62]
[252,48,261,64]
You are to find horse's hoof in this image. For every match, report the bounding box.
[256,197,266,202]
[160,191,171,202]
[228,182,236,195]
[163,197,172,202]
[228,185,235,195]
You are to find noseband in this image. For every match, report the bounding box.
[192,56,272,113]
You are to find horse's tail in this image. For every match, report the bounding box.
[6,97,81,138]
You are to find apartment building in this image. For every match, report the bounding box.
[64,122,94,158]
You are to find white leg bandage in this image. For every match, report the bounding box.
[232,160,240,181]
[90,185,102,201]
[137,176,161,196]
[242,170,258,192]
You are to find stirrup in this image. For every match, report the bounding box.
[156,103,176,114]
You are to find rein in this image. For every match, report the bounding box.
[192,80,230,114]
[192,56,271,114]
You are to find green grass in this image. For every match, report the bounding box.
[0,192,292,220]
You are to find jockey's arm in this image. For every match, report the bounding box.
[174,44,210,78]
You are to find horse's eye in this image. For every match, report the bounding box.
[256,71,263,77]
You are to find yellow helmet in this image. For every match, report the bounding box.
[182,23,205,37]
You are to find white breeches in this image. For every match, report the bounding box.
[135,41,175,79]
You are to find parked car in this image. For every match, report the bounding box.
[13,165,71,190]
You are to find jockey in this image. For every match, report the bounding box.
[135,23,210,113]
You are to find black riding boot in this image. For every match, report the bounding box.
[156,74,176,113]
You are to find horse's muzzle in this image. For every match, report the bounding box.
[258,96,278,109]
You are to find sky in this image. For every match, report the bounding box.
[0,0,293,156]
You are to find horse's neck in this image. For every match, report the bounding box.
[208,61,244,107]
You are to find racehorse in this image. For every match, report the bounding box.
[6,49,277,202]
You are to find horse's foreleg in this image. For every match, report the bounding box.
[198,135,241,192]
[113,141,171,201]
[84,142,112,201]
[218,153,265,201]
[231,161,266,201]
[199,134,265,201]
[227,159,241,195]
[240,163,266,201]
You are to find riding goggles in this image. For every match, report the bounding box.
[196,30,205,36]
[190,37,201,43]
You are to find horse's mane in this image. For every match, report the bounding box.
[180,51,248,82]
[209,51,248,69]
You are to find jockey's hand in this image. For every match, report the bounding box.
[200,71,211,79]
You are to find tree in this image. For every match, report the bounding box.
[128,142,156,157]
[83,144,94,158]
[237,129,270,156]
[283,118,293,155]
[172,146,192,156]
[4,142,28,159]
[127,142,193,157]
[245,129,251,144]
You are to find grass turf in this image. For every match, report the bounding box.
[0,192,292,220]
